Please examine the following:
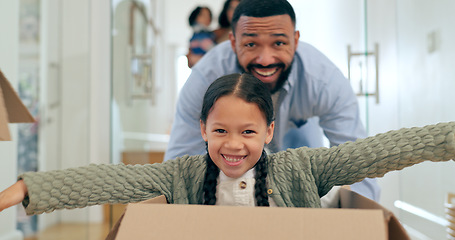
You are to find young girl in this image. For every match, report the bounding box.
[0,73,454,214]
[186,6,216,68]
[213,0,241,43]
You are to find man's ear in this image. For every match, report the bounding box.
[265,121,275,144]
[229,32,236,53]
[294,30,300,49]
[200,120,208,141]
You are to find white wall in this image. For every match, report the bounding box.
[0,1,25,239]
[289,0,364,75]
[37,0,111,229]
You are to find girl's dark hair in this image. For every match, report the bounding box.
[217,0,240,28]
[201,73,273,206]
[200,73,274,126]
[188,6,212,27]
[231,0,296,34]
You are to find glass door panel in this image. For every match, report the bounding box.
[395,1,455,239]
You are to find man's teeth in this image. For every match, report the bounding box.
[255,68,277,77]
[224,155,245,162]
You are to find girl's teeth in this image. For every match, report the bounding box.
[224,155,245,162]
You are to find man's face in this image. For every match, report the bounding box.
[230,15,299,91]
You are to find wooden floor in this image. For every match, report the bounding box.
[24,223,110,240]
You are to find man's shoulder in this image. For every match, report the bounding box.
[196,41,236,67]
[293,41,342,83]
[191,41,238,79]
[295,41,336,67]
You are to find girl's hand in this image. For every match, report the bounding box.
[0,180,28,213]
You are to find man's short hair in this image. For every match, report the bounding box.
[231,0,296,34]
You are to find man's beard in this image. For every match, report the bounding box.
[236,59,293,93]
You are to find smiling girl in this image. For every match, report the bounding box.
[0,73,454,214]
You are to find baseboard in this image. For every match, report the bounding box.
[0,230,23,240]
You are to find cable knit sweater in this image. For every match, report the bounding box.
[20,122,455,215]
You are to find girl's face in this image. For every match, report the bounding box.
[196,8,212,27]
[226,0,240,24]
[200,95,274,178]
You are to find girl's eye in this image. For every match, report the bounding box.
[214,129,226,134]
[243,130,256,134]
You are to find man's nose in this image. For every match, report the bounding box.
[256,47,276,66]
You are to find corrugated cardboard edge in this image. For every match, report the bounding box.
[0,70,35,123]
[0,69,35,141]
[0,83,11,140]
[105,195,167,240]
[339,188,410,240]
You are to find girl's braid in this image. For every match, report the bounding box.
[203,154,219,205]
[254,150,270,206]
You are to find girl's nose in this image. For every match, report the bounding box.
[225,135,243,149]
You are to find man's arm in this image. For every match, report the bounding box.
[164,70,209,161]
[317,69,367,146]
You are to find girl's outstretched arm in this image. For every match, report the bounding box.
[0,180,28,212]
[313,122,455,192]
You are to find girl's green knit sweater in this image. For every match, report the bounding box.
[20,122,455,215]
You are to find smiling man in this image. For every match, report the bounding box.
[165,0,380,203]
[231,14,297,93]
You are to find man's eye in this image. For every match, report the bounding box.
[275,41,285,46]
[245,42,255,47]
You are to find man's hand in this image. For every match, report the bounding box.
[0,180,28,213]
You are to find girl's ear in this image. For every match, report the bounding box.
[200,120,208,141]
[265,121,275,144]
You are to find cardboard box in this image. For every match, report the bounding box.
[106,189,410,240]
[0,69,35,140]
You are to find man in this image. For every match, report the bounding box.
[165,0,380,202]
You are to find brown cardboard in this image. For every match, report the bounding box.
[0,69,35,141]
[106,190,409,240]
[339,188,410,240]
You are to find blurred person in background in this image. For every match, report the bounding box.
[186,6,216,68]
[213,0,241,43]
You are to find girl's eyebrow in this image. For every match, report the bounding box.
[211,122,258,128]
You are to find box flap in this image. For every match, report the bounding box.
[339,188,410,240]
[0,69,35,141]
[0,85,11,140]
[137,195,167,204]
[105,195,168,240]
[113,201,386,240]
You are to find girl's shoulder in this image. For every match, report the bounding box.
[165,154,207,172]
[268,147,313,167]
